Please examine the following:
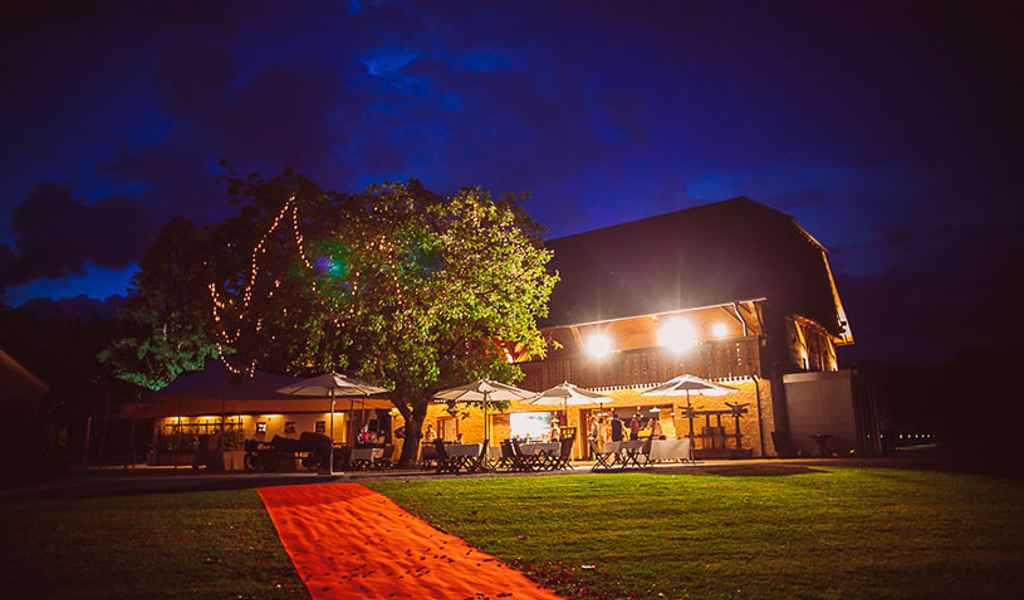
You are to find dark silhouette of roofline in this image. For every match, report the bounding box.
[547,196,792,245]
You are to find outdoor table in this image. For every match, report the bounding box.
[445,443,482,458]
[519,442,560,469]
[512,442,561,468]
[601,441,622,454]
[350,447,383,469]
[590,441,622,470]
[518,442,560,456]
[620,440,647,469]
[648,438,692,462]
[445,443,482,472]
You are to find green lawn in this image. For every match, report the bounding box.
[368,468,1024,600]
[3,468,1022,600]
[0,488,305,600]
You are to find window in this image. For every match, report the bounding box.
[511,412,551,441]
[284,421,296,434]
[436,416,455,441]
[315,421,326,434]
[256,422,268,434]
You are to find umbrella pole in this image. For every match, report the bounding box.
[328,388,335,475]
[483,391,491,472]
[349,396,355,444]
[687,389,695,451]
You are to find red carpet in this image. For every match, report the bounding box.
[258,483,562,600]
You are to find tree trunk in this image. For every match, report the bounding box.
[398,399,428,466]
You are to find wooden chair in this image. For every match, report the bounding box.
[590,440,618,471]
[497,440,517,471]
[637,438,653,469]
[376,445,395,470]
[434,439,470,474]
[463,439,490,473]
[554,437,575,470]
[511,438,540,471]
[420,443,439,469]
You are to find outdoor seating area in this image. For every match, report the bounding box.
[590,437,693,471]
[239,439,396,472]
[425,437,575,474]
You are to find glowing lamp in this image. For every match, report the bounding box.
[711,322,730,339]
[657,317,697,354]
[584,333,614,359]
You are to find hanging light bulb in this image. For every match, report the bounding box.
[657,317,697,354]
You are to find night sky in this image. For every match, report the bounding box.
[1,2,1019,363]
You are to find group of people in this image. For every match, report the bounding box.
[420,409,665,449]
[588,409,666,448]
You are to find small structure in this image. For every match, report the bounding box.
[118,362,393,467]
[1,348,50,478]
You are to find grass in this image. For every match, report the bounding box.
[0,489,305,600]
[3,467,1022,600]
[367,468,1024,600]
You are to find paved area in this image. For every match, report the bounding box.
[1,455,945,500]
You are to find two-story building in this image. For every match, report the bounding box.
[509,197,871,459]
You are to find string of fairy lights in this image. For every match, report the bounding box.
[208,191,451,377]
[208,193,319,377]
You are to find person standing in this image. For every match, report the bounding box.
[650,415,664,440]
[629,412,642,441]
[610,410,624,442]
[589,416,602,446]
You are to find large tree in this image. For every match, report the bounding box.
[210,176,558,464]
[322,183,557,463]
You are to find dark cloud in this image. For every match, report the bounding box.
[838,222,1022,363]
[1,183,156,288]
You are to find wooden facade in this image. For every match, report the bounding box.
[521,335,762,391]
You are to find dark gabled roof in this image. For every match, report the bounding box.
[1,349,49,400]
[153,361,298,402]
[126,362,394,418]
[542,197,846,335]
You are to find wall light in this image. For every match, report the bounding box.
[711,322,730,339]
[657,317,697,354]
[584,332,614,359]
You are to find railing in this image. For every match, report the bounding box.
[519,336,761,391]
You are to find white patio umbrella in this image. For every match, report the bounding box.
[527,381,614,449]
[432,379,537,443]
[641,374,737,447]
[276,373,388,474]
[526,381,613,426]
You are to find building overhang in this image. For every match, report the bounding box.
[541,297,768,331]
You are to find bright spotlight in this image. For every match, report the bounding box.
[711,322,730,339]
[657,317,697,353]
[584,333,614,359]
